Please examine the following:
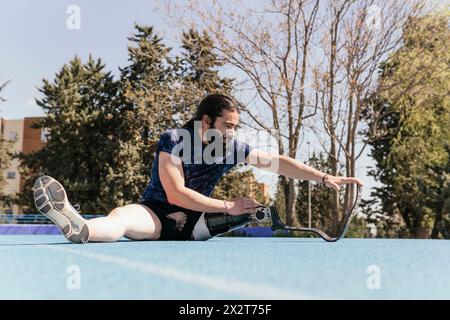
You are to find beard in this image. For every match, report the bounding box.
[206,124,235,159]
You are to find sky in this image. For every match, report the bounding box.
[0,0,380,200]
[0,0,180,118]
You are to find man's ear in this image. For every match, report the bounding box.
[201,115,212,129]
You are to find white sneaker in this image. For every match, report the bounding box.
[33,175,90,244]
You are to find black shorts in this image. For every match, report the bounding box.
[139,199,203,240]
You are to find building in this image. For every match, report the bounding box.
[0,117,46,213]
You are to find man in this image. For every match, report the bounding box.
[33,94,363,243]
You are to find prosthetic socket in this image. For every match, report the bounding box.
[191,208,270,241]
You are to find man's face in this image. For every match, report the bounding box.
[202,109,239,145]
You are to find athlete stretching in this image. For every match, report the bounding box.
[33,94,364,243]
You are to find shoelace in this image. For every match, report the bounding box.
[73,204,81,213]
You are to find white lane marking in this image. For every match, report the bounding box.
[0,238,311,299]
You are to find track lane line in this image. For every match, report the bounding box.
[0,237,312,299]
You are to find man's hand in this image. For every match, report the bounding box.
[225,198,262,216]
[323,175,364,192]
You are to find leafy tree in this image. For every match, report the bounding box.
[212,167,267,206]
[294,152,364,237]
[0,81,13,211]
[296,152,335,231]
[364,12,450,238]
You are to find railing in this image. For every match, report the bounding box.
[0,214,104,224]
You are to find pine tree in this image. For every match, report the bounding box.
[103,25,176,207]
[176,29,264,203]
[15,25,264,216]
[172,29,234,121]
[114,26,237,206]
[17,56,120,213]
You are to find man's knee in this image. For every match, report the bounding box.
[108,207,130,227]
[109,206,125,217]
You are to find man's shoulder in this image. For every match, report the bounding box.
[159,128,194,149]
[160,128,188,140]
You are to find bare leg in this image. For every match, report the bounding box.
[86,204,162,242]
[33,175,161,243]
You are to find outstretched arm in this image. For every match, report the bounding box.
[246,149,364,192]
[159,152,261,215]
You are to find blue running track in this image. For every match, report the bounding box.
[0,236,449,299]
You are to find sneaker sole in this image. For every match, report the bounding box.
[33,176,89,244]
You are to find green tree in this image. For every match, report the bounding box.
[429,145,450,238]
[116,26,237,206]
[212,168,267,206]
[364,12,450,238]
[104,25,176,208]
[295,152,365,237]
[177,29,261,205]
[17,56,119,213]
[16,25,245,214]
[0,81,13,211]
[173,29,234,121]
[296,152,334,230]
[273,176,287,223]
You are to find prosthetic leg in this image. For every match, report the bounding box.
[192,184,362,242]
[191,206,275,240]
[257,184,362,242]
[192,212,254,240]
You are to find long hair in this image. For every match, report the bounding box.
[182,94,238,129]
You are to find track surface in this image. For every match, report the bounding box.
[0,236,448,299]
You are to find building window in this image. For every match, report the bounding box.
[41,128,50,142]
[7,171,16,179]
[9,131,17,141]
